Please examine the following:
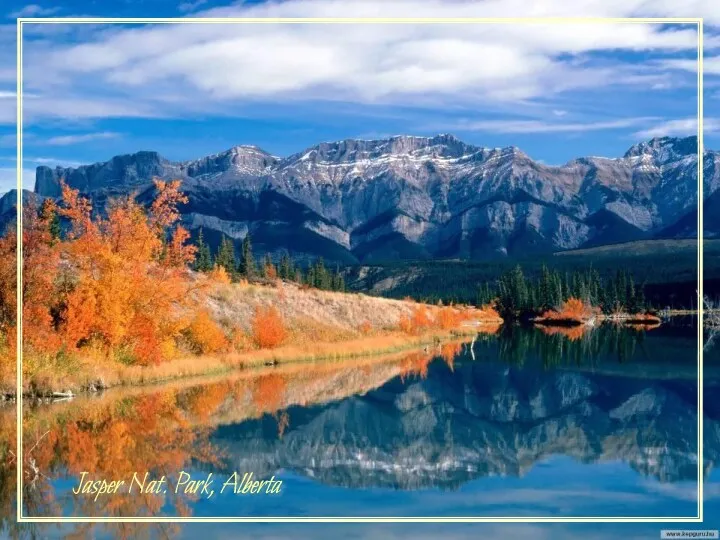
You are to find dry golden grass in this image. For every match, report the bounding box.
[16,277,499,394]
[202,279,428,335]
[20,327,479,394]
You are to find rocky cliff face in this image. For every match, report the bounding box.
[18,134,718,262]
[0,189,45,233]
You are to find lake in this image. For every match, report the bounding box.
[8,319,717,535]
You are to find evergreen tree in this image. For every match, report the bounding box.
[261,253,274,278]
[637,279,647,311]
[605,277,618,313]
[552,272,563,307]
[496,265,528,317]
[279,252,291,280]
[539,264,552,309]
[194,228,213,272]
[40,199,61,242]
[215,235,236,276]
[627,275,637,313]
[617,270,628,310]
[306,264,316,287]
[332,266,346,292]
[312,258,332,290]
[571,272,580,298]
[239,233,256,278]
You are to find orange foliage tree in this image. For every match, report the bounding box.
[186,310,228,354]
[251,305,287,348]
[399,306,434,335]
[20,179,200,366]
[0,227,16,384]
[541,297,598,322]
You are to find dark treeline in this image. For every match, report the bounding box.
[477,264,648,317]
[193,229,346,292]
[346,244,708,309]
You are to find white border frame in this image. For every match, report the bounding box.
[15,16,705,524]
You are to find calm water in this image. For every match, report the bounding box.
[9,320,717,535]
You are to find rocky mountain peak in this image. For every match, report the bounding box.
[623,136,698,161]
[185,144,277,178]
[15,134,718,263]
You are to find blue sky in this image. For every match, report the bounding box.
[0,0,719,194]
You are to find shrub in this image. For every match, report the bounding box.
[230,325,252,352]
[187,310,228,354]
[398,306,435,334]
[359,321,373,335]
[540,297,598,322]
[436,307,460,330]
[411,306,433,332]
[251,305,287,349]
[398,315,414,334]
[208,265,231,284]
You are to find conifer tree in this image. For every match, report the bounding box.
[239,233,256,278]
[215,235,236,276]
[279,252,291,280]
[194,228,213,272]
[262,253,276,278]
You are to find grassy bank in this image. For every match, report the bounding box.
[14,279,501,397]
[17,327,486,397]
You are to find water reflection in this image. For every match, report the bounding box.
[0,321,710,531]
[496,323,657,366]
[212,336,700,493]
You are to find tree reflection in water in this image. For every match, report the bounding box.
[492,323,653,367]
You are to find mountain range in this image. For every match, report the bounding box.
[1,134,715,263]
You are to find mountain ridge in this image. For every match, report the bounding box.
[3,134,715,263]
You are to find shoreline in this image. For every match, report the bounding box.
[6,309,702,401]
[5,323,499,401]
[531,309,669,327]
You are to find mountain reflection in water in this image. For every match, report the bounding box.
[5,321,710,531]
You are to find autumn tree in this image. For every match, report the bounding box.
[0,227,17,380]
[251,306,286,349]
[262,253,277,280]
[186,310,228,354]
[36,178,199,365]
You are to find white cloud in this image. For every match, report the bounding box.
[44,131,120,146]
[659,55,720,75]
[633,117,720,138]
[17,97,166,124]
[197,0,720,27]
[14,0,708,124]
[448,117,657,134]
[178,0,208,13]
[8,4,60,18]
